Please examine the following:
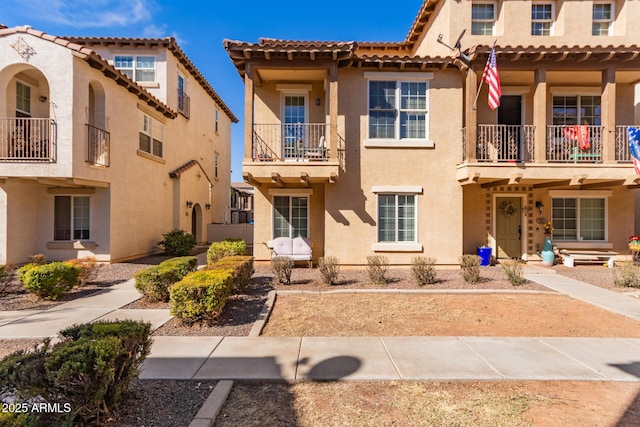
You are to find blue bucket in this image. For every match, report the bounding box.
[477,246,492,266]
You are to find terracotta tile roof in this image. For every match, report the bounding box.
[65,36,238,123]
[355,53,456,70]
[471,44,640,63]
[404,0,442,46]
[168,159,213,184]
[0,26,175,118]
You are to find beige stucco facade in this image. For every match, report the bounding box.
[0,27,236,265]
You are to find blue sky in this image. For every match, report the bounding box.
[1,0,424,181]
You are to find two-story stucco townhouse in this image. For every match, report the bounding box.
[0,25,237,265]
[226,0,640,265]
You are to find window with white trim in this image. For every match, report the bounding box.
[531,3,554,36]
[552,197,606,241]
[368,81,428,140]
[273,196,308,238]
[377,194,417,243]
[16,81,31,117]
[54,196,90,241]
[114,56,156,82]
[472,2,496,35]
[139,112,164,157]
[215,109,219,133]
[592,3,613,36]
[214,153,219,179]
[552,95,601,125]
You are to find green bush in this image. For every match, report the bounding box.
[459,254,481,284]
[134,256,198,302]
[209,256,254,292]
[318,256,340,285]
[158,229,196,256]
[0,265,13,294]
[64,256,98,286]
[613,262,640,288]
[411,257,438,286]
[367,255,389,285]
[207,239,247,265]
[170,270,234,323]
[271,256,294,285]
[501,260,525,286]
[19,262,81,300]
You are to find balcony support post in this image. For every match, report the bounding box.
[601,67,616,164]
[329,63,338,162]
[464,68,477,162]
[533,68,547,163]
[244,64,255,163]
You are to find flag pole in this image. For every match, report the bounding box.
[471,40,497,111]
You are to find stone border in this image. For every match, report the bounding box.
[188,380,233,427]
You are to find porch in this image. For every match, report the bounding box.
[0,117,56,162]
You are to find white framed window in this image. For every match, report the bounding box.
[54,196,90,241]
[552,95,601,125]
[16,81,31,117]
[592,2,613,36]
[177,74,190,118]
[531,2,554,36]
[273,195,308,238]
[377,194,417,243]
[215,109,219,133]
[472,2,496,35]
[552,197,606,241]
[139,112,164,158]
[114,55,156,82]
[214,153,219,179]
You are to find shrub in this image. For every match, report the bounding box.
[411,257,437,286]
[134,256,198,302]
[271,256,294,285]
[170,270,234,323]
[207,239,247,265]
[28,254,47,266]
[158,229,196,256]
[20,262,81,300]
[367,255,389,284]
[209,256,254,292]
[501,260,525,286]
[613,262,640,288]
[459,254,481,284]
[0,265,14,295]
[64,256,98,286]
[318,256,340,285]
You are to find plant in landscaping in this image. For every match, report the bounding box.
[209,255,254,292]
[19,262,81,300]
[64,256,99,286]
[459,254,481,284]
[613,262,640,288]
[318,256,341,285]
[367,255,389,284]
[0,265,13,295]
[28,254,47,266]
[271,256,294,285]
[411,257,437,286]
[207,239,247,265]
[500,260,525,286]
[170,269,234,323]
[158,229,196,256]
[134,256,198,302]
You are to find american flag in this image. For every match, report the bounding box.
[627,127,640,175]
[482,47,502,110]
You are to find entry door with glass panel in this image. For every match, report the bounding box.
[283,95,306,159]
[496,197,522,259]
[497,95,522,161]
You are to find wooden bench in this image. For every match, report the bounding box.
[560,249,618,268]
[570,147,601,163]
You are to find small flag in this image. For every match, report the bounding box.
[482,47,502,110]
[562,125,590,150]
[628,127,640,175]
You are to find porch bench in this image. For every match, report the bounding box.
[560,249,618,268]
[570,147,601,163]
[265,237,313,268]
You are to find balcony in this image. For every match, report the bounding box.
[475,125,535,163]
[546,125,602,163]
[0,118,56,162]
[86,124,110,167]
[178,89,190,119]
[244,123,344,185]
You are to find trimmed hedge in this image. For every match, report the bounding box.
[206,239,247,265]
[0,320,152,426]
[18,262,81,300]
[134,256,198,302]
[209,255,254,292]
[170,269,234,323]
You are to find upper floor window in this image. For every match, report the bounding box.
[531,3,554,36]
[114,56,156,82]
[177,75,190,118]
[214,153,219,179]
[552,95,601,126]
[369,81,428,140]
[471,2,496,35]
[592,3,613,36]
[139,112,164,158]
[215,109,219,133]
[16,81,31,117]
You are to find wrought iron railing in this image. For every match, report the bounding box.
[476,125,535,162]
[615,125,634,163]
[546,125,602,163]
[0,118,56,161]
[86,124,110,167]
[178,89,190,118]
[252,123,332,161]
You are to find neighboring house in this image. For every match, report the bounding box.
[230,182,254,224]
[225,0,640,265]
[0,26,237,264]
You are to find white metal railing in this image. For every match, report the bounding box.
[252,123,330,161]
[476,125,535,162]
[0,118,56,161]
[86,124,110,167]
[615,125,634,163]
[546,125,602,163]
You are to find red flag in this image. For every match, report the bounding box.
[482,47,502,110]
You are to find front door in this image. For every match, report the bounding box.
[496,197,522,259]
[283,95,306,159]
[497,95,522,161]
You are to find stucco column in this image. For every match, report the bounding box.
[244,64,254,163]
[533,68,547,163]
[329,64,338,161]
[464,68,478,162]
[601,67,616,164]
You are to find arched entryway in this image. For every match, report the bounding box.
[191,203,203,243]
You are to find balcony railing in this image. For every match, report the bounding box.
[476,125,535,162]
[253,123,331,161]
[86,124,110,167]
[178,89,190,119]
[615,125,634,163]
[0,118,56,162]
[546,125,602,163]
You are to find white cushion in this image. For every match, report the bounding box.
[270,237,293,256]
[292,237,312,256]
